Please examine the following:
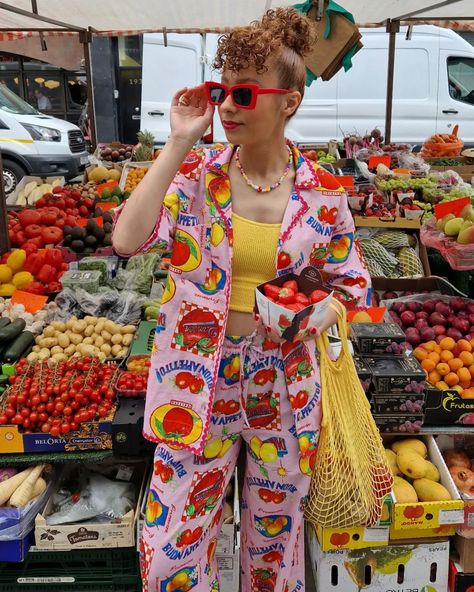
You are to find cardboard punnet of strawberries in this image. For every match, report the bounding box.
[254,266,334,342]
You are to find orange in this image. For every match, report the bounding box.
[436,381,449,391]
[470,338,474,350]
[461,388,474,399]
[428,370,441,385]
[440,350,454,362]
[469,364,474,378]
[414,347,428,362]
[428,352,440,365]
[421,359,436,373]
[448,358,463,372]
[458,339,473,353]
[436,363,450,376]
[445,372,460,386]
[458,367,472,383]
[460,351,474,366]
[440,337,455,351]
[424,341,437,352]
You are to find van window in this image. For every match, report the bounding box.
[448,57,474,105]
[0,83,38,115]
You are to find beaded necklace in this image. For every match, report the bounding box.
[235,145,293,193]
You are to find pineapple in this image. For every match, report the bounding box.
[133,130,155,162]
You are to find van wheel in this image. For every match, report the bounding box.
[2,159,26,196]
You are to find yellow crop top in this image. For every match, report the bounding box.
[229,212,281,313]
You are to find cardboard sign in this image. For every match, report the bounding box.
[434,196,470,220]
[11,290,48,314]
[368,154,391,170]
[77,216,104,228]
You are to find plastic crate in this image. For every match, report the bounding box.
[0,546,141,591]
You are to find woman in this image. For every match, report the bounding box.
[113,8,370,592]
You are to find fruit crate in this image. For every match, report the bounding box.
[0,547,141,591]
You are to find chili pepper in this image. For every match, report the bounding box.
[36,264,56,284]
[24,252,45,276]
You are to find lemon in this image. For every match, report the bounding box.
[218,439,234,458]
[210,222,225,246]
[259,442,278,463]
[250,436,263,458]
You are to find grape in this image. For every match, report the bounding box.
[400,404,407,412]
[406,400,414,412]
[399,424,407,432]
[412,403,422,412]
[385,344,393,353]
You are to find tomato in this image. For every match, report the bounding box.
[20,408,30,419]
[225,400,240,415]
[41,423,51,433]
[55,402,65,413]
[5,408,15,419]
[61,423,71,434]
[40,393,48,403]
[175,371,192,389]
[50,426,61,437]
[63,406,72,416]
[29,412,39,423]
[38,413,48,423]
[46,402,54,414]
[24,224,43,239]
[0,415,8,425]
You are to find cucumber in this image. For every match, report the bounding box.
[3,331,34,363]
[0,375,9,384]
[0,319,26,343]
[0,318,11,330]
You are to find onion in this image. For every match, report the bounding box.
[450,297,467,312]
[447,327,463,341]
[401,311,416,326]
[435,302,451,316]
[430,312,447,327]
[449,466,474,496]
[444,449,471,468]
[423,300,436,314]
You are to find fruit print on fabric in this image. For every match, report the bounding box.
[139,538,155,592]
[251,567,278,592]
[170,229,203,273]
[179,149,204,180]
[173,371,205,395]
[160,567,198,592]
[309,243,329,268]
[246,391,282,430]
[205,174,232,209]
[313,167,344,192]
[182,466,228,521]
[150,403,203,446]
[171,301,224,358]
[195,263,226,295]
[218,353,241,384]
[201,431,238,461]
[161,274,176,305]
[281,341,313,384]
[146,489,169,527]
[255,514,292,538]
[327,232,354,264]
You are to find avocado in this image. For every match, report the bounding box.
[85,235,98,247]
[71,240,85,253]
[83,247,95,254]
[71,226,85,241]
[112,186,122,198]
[103,222,113,234]
[102,212,113,224]
[103,233,112,247]
[93,227,105,242]
[95,207,104,217]
[101,188,112,200]
[63,235,72,246]
[63,225,73,236]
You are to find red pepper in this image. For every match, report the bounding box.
[36,264,56,284]
[277,287,296,305]
[28,236,44,249]
[23,242,39,257]
[52,186,64,194]
[23,281,46,295]
[283,280,299,293]
[14,231,26,246]
[44,248,63,270]
[24,252,45,275]
[41,226,63,245]
[263,284,280,300]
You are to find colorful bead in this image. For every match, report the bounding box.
[235,145,293,193]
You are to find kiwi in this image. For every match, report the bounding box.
[70,240,85,253]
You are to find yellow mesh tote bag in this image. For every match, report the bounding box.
[304,300,393,528]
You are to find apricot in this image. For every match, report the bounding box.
[436,363,450,376]
[461,388,474,399]
[469,364,474,378]
[460,351,474,366]
[440,337,455,351]
[428,352,440,364]
[440,350,454,362]
[458,339,473,353]
[436,381,449,391]
[448,358,463,372]
[414,347,428,361]
[458,367,472,384]
[428,370,441,385]
[424,341,437,352]
[422,359,436,373]
[445,372,460,386]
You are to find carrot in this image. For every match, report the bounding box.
[453,124,459,137]
[10,464,45,508]
[0,467,33,506]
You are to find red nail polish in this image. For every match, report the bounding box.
[265,326,272,333]
[310,328,317,335]
[254,314,260,322]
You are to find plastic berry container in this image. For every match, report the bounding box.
[115,369,148,398]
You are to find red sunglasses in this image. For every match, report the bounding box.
[205,81,289,110]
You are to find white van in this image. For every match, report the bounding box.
[0,84,89,195]
[140,25,474,145]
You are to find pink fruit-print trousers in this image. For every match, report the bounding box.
[140,333,320,592]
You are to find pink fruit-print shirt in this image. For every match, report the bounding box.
[113,141,371,457]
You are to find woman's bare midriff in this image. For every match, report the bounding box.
[225,310,257,337]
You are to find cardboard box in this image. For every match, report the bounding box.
[364,355,426,394]
[454,535,474,573]
[449,560,474,592]
[315,495,392,551]
[387,436,464,540]
[6,175,65,206]
[351,322,406,355]
[374,412,424,434]
[112,397,154,456]
[119,161,153,191]
[353,355,372,394]
[427,156,474,183]
[308,524,450,592]
[423,388,474,426]
[35,461,148,550]
[374,275,466,298]
[354,215,422,229]
[372,392,425,414]
[217,552,240,592]
[0,406,116,454]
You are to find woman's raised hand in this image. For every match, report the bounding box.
[170,85,214,146]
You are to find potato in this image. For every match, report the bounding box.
[35,336,42,345]
[111,333,123,345]
[84,316,98,326]
[94,336,105,348]
[100,343,112,356]
[64,344,76,357]
[122,334,133,347]
[69,333,83,346]
[104,320,119,335]
[101,331,112,343]
[43,325,55,338]
[97,352,107,362]
[83,337,94,345]
[57,334,70,349]
[27,352,39,363]
[39,337,58,349]
[50,346,64,356]
[84,325,95,337]
[111,344,122,357]
[51,353,68,363]
[72,320,87,334]
[81,345,97,357]
[38,348,51,360]
[94,321,105,335]
[66,317,78,330]
[51,321,67,332]
[117,348,128,358]
[32,345,41,353]
[120,325,136,335]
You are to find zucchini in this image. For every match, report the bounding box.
[3,331,35,363]
[0,319,26,343]
[0,318,10,330]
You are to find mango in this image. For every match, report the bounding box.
[460,204,474,223]
[413,478,451,502]
[436,213,455,232]
[385,449,401,476]
[424,460,440,482]
[392,438,427,458]
[396,450,428,480]
[393,475,418,503]
[457,225,474,245]
[460,220,473,234]
[444,217,464,237]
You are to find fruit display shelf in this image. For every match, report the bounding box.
[354,216,422,230]
[0,449,112,466]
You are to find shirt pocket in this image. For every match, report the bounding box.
[170,223,211,285]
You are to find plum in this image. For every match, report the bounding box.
[420,327,435,342]
[405,327,421,346]
[430,312,447,327]
[432,324,447,336]
[435,301,451,316]
[423,300,436,314]
[400,311,416,326]
[392,302,408,315]
[407,301,423,314]
[450,297,467,312]
[416,311,429,320]
[415,319,429,331]
[447,327,463,341]
[453,317,470,334]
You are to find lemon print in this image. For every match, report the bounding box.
[161,274,176,305]
[203,438,223,459]
[299,456,311,476]
[420,587,437,592]
[173,572,188,586]
[250,436,263,458]
[260,442,278,463]
[218,439,234,457]
[210,222,225,247]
